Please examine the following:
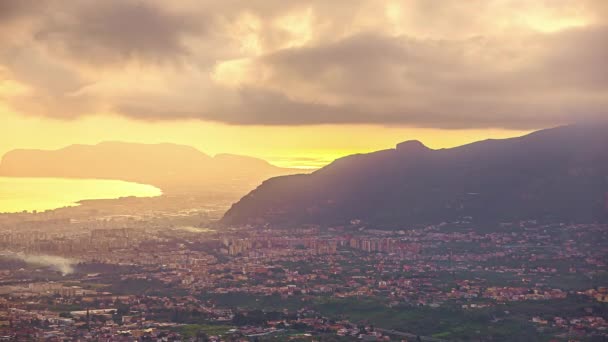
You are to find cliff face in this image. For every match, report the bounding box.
[222,124,608,227]
[0,142,304,195]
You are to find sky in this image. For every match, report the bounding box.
[0,0,606,168]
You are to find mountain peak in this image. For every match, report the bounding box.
[222,124,608,227]
[396,140,430,154]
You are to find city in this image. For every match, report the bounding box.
[0,200,606,341]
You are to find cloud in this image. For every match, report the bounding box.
[238,27,608,128]
[0,0,32,21]
[0,0,606,129]
[33,0,205,65]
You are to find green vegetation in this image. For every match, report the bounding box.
[177,324,234,339]
[258,334,354,341]
[107,278,187,296]
[304,295,607,341]
[200,293,306,311]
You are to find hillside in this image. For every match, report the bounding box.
[222,124,608,227]
[0,142,303,195]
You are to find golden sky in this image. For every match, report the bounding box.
[0,109,530,168]
[0,0,606,168]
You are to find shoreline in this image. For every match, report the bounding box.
[0,176,162,214]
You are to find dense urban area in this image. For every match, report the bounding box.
[0,197,607,341]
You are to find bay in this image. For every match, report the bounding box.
[0,177,161,213]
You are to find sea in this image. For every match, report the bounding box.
[0,177,161,213]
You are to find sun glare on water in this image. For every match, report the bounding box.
[0,177,162,213]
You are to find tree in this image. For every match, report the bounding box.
[195,330,209,342]
[59,312,72,318]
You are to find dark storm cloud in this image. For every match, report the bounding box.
[238,27,608,128]
[0,0,43,21]
[115,87,371,125]
[32,0,204,65]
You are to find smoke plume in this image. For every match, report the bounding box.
[5,252,77,275]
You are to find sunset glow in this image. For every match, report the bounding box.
[0,0,605,167]
[0,111,531,168]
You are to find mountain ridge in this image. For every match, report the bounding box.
[222,124,608,227]
[0,141,305,195]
